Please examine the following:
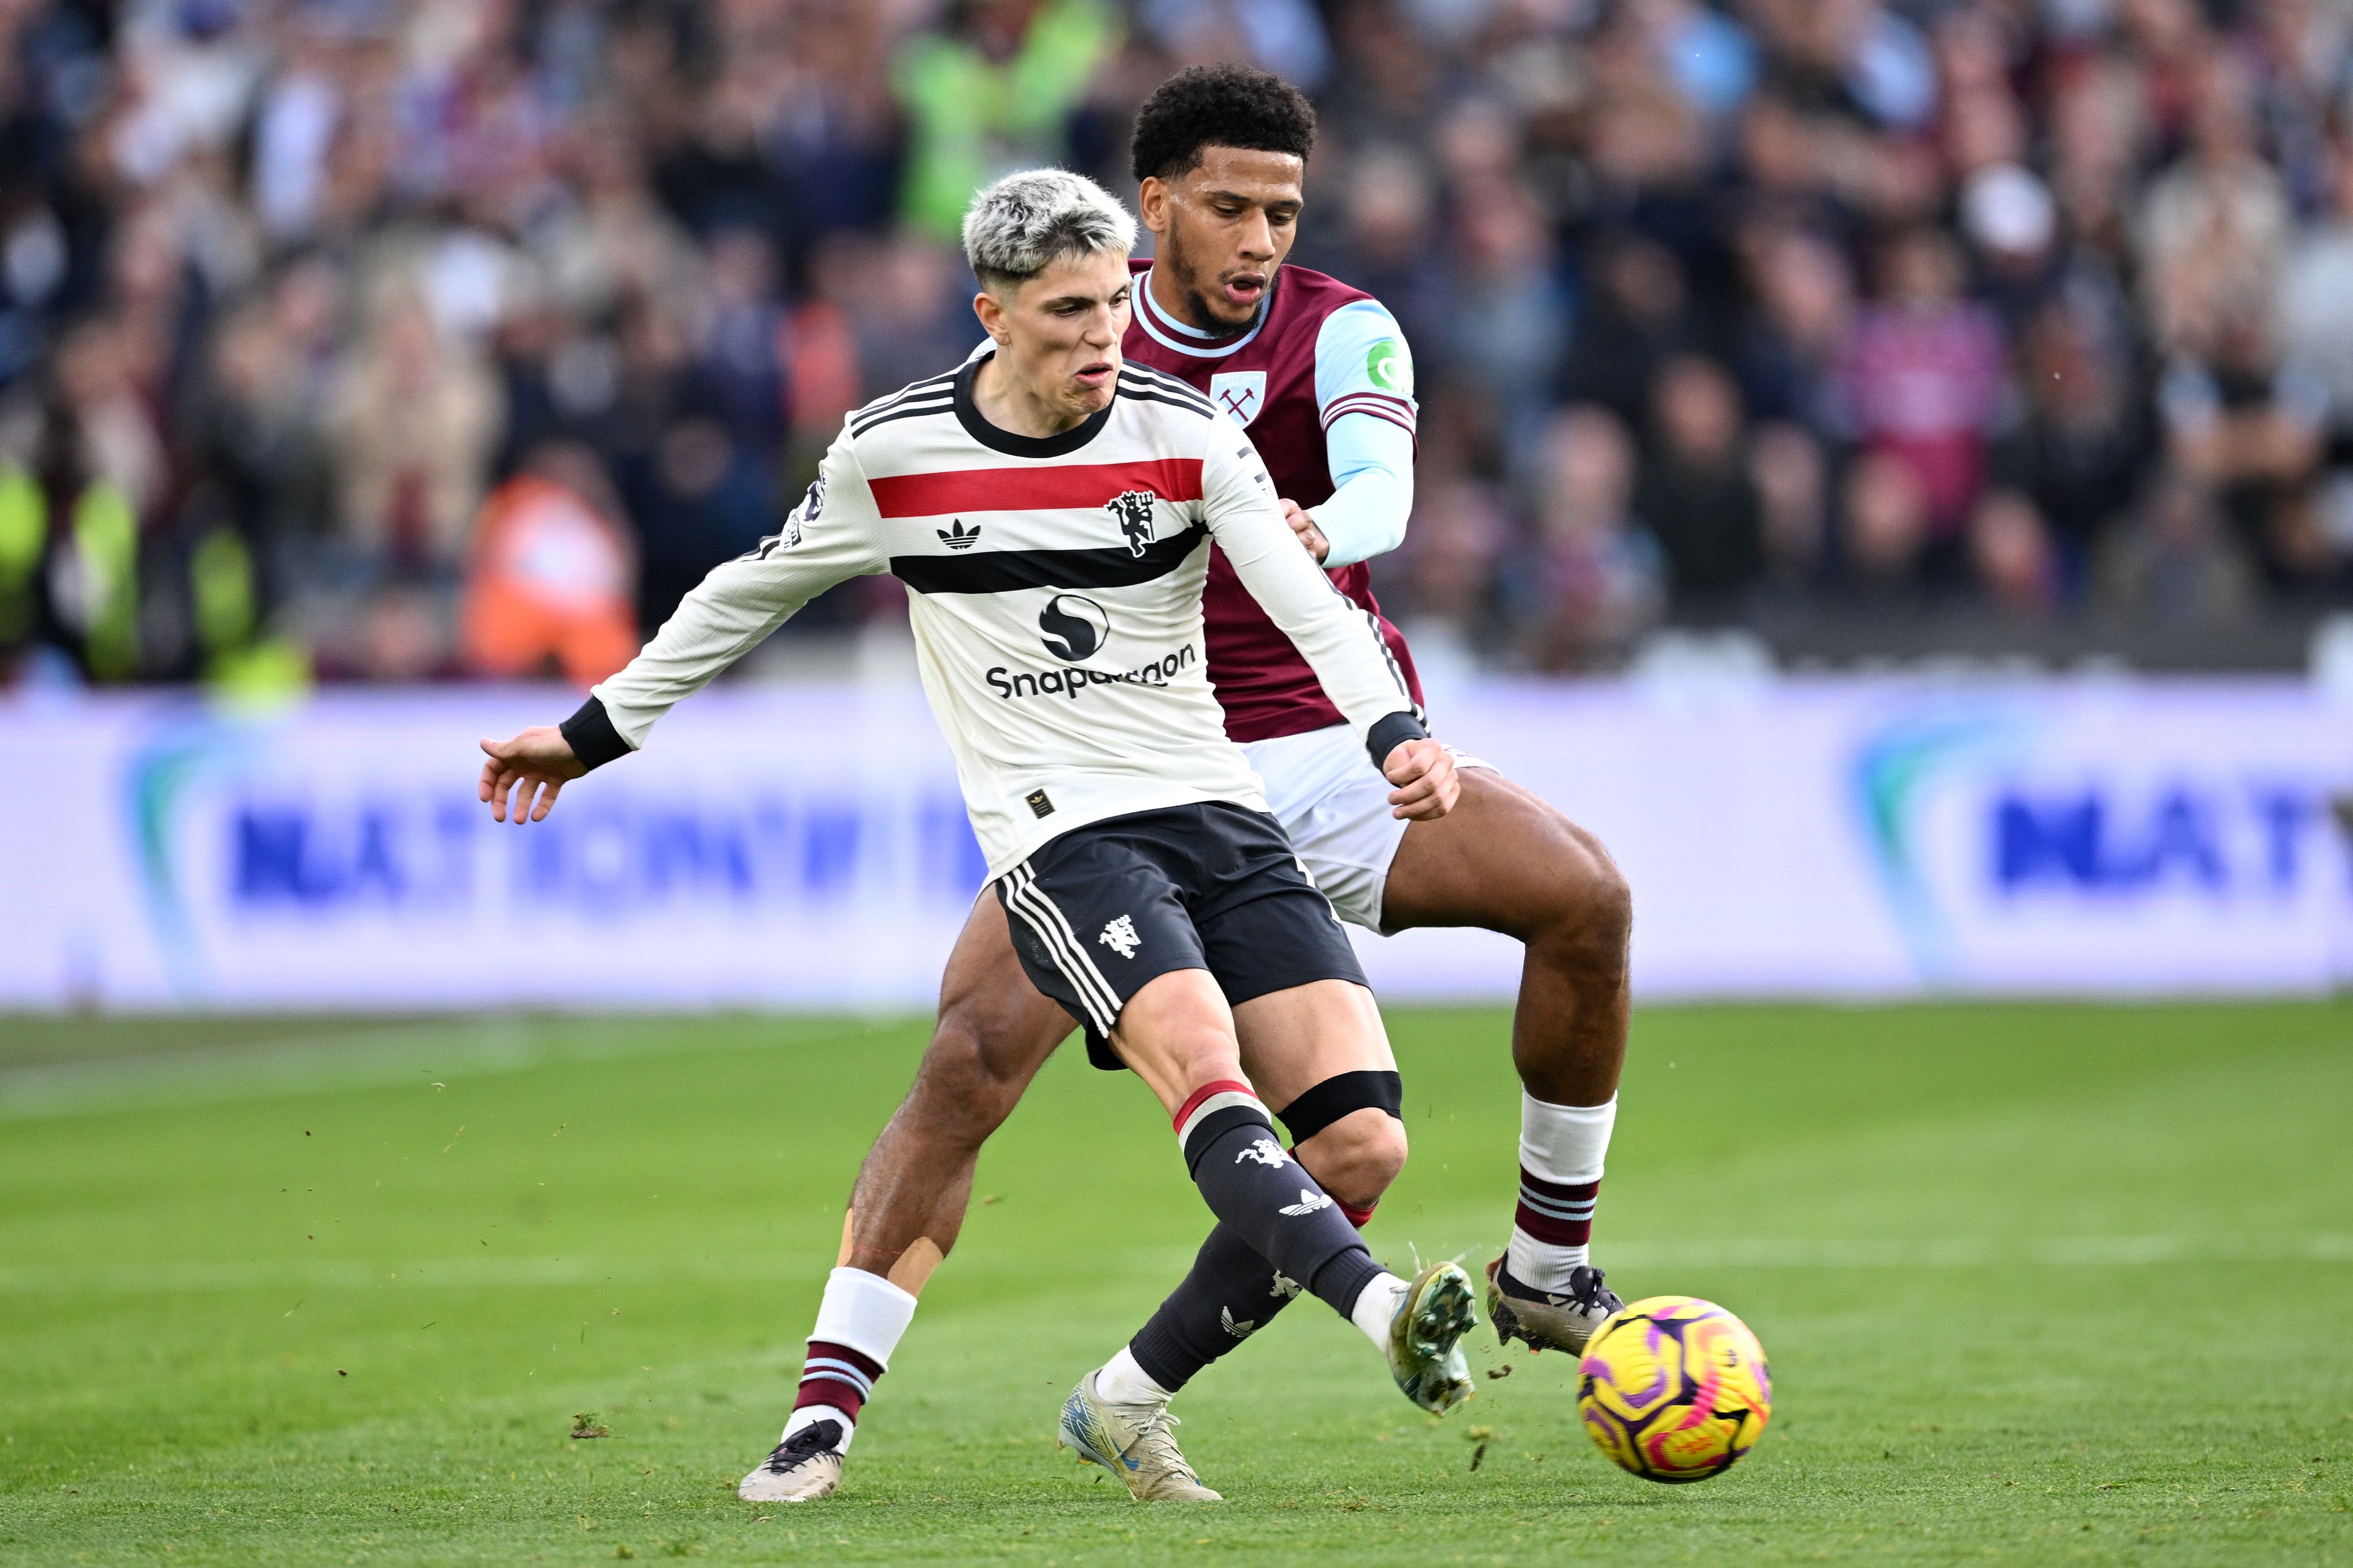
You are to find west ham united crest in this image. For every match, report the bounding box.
[1208,371,1267,426]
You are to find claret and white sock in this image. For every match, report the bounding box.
[779,1266,918,1455]
[1505,1091,1617,1292]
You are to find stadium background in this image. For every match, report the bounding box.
[2,2,2350,1564]
[4,0,2353,1005]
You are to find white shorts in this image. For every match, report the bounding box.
[1241,722,1489,935]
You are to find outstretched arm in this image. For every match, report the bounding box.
[474,425,887,822]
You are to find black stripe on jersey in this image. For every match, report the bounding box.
[1115,385,1215,421]
[851,396,956,436]
[1121,362,1214,402]
[849,375,959,433]
[854,370,957,419]
[1117,368,1213,415]
[892,522,1209,595]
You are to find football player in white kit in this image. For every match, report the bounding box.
[476,169,1482,1504]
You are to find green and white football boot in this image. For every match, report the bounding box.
[1387,1260,1479,1413]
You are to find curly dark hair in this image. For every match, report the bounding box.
[1129,64,1317,185]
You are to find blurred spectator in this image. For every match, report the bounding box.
[1841,226,2003,533]
[1734,225,1854,445]
[2138,57,2289,362]
[1749,420,1829,582]
[460,442,638,683]
[1969,489,2062,617]
[2095,471,2258,628]
[326,289,501,569]
[1519,405,1665,670]
[1838,447,1935,595]
[892,0,1121,240]
[2279,136,2353,488]
[1634,355,1765,619]
[1995,293,2152,562]
[1562,232,1699,431]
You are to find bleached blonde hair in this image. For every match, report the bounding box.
[961,169,1138,291]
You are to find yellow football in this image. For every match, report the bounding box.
[1577,1295,1772,1483]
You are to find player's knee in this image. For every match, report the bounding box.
[1296,1107,1407,1210]
[1535,823,1632,968]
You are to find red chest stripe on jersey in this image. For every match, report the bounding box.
[868,459,1204,518]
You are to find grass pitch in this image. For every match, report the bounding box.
[2,1001,2349,1566]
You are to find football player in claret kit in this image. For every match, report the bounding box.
[687,64,1641,1506]
[475,169,1484,1505]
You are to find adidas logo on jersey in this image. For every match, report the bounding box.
[938,519,981,551]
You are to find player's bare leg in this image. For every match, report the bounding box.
[1381,768,1634,1352]
[839,898,1074,1289]
[740,898,1068,1503]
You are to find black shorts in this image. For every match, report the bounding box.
[995,800,1369,1070]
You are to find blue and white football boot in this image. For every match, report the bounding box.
[1056,1372,1222,1502]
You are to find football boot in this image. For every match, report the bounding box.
[1056,1372,1222,1502]
[1387,1260,1478,1413]
[1485,1256,1624,1355]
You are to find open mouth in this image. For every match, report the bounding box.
[1221,271,1267,309]
[1073,359,1114,388]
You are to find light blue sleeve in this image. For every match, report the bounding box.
[1314,414,1415,568]
[1310,299,1418,568]
[1313,299,1418,429]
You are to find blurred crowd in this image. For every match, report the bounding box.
[1,0,2349,689]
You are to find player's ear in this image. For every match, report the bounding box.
[1137,175,1171,236]
[972,288,1009,346]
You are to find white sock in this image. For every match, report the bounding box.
[779,1267,920,1455]
[1505,1092,1616,1293]
[782,1402,856,1453]
[1094,1344,1172,1406]
[1348,1272,1409,1350]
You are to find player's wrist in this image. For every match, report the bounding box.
[559,696,631,773]
[1367,712,1429,772]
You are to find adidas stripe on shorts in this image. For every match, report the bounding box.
[993,801,1369,1070]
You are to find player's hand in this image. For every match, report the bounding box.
[478,726,586,825]
[1382,738,1459,821]
[1281,498,1331,563]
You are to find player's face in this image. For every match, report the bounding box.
[1140,146,1305,330]
[979,250,1132,428]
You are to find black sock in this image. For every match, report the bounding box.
[1174,1084,1383,1325]
[1129,1220,1307,1392]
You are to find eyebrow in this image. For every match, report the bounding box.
[1042,286,1130,309]
[1202,187,1304,209]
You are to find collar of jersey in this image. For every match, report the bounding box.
[1132,266,1271,358]
[954,352,1114,458]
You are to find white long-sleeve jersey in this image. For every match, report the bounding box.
[571,351,1425,877]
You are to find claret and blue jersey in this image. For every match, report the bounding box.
[1125,259,1426,743]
